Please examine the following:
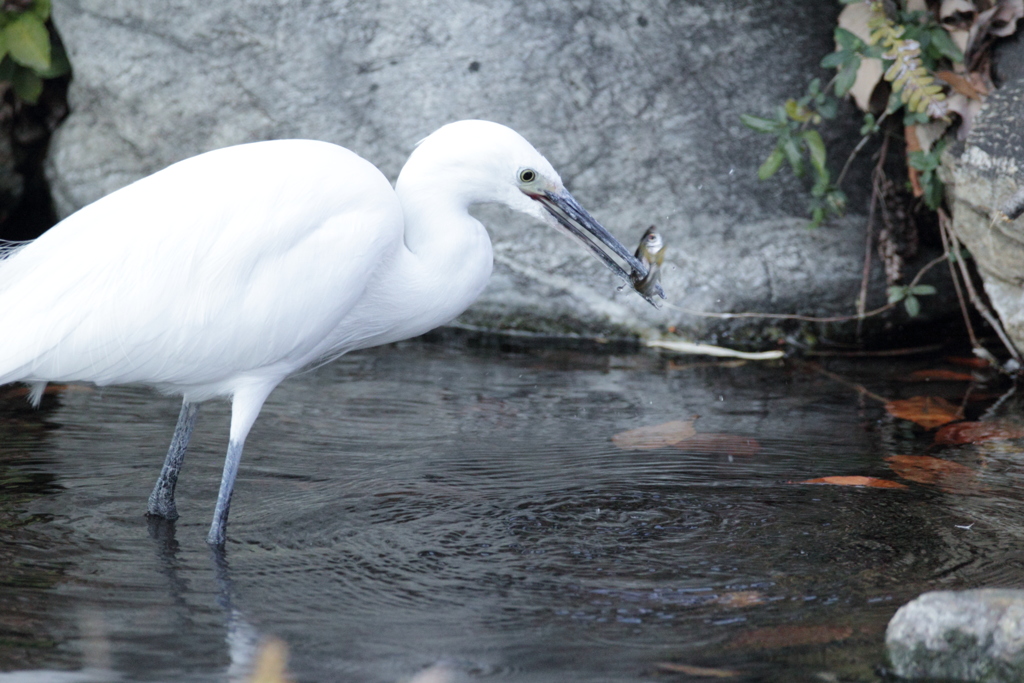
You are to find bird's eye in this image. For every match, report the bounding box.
[518,169,537,184]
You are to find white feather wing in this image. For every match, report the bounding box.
[0,139,403,393]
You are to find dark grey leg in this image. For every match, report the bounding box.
[147,400,200,520]
[207,439,245,546]
[205,380,277,547]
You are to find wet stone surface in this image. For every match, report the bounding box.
[0,342,1023,681]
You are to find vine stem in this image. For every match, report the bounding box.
[856,132,891,335]
[664,253,947,323]
[938,208,1023,366]
[937,206,981,352]
[835,110,890,191]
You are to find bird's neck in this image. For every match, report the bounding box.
[384,177,494,334]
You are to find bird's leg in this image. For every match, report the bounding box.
[207,439,245,546]
[147,400,200,520]
[206,381,277,546]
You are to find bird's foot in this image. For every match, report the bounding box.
[146,493,179,521]
[206,523,226,547]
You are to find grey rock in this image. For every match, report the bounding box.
[886,589,1024,681]
[46,0,927,342]
[943,73,1024,356]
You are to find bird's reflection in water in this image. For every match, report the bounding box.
[146,519,266,682]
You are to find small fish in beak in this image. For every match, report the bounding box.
[630,225,666,305]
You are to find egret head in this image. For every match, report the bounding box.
[401,120,648,285]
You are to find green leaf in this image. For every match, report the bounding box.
[811,177,831,198]
[802,130,827,176]
[928,27,964,63]
[782,137,804,177]
[903,109,930,126]
[818,97,838,120]
[3,13,50,72]
[785,98,811,122]
[923,174,944,210]
[11,65,42,103]
[740,113,780,134]
[33,36,67,78]
[820,51,847,69]
[949,247,971,263]
[862,44,886,59]
[834,58,860,97]
[0,29,7,63]
[908,150,938,172]
[888,286,907,304]
[910,284,937,296]
[28,0,51,21]
[904,295,921,317]
[809,206,825,228]
[758,147,785,180]
[834,27,864,51]
[860,113,878,136]
[826,189,847,215]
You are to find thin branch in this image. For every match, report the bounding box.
[836,110,890,191]
[798,360,890,404]
[939,208,1023,366]
[665,253,948,323]
[857,134,891,334]
[937,207,981,351]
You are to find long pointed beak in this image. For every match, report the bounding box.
[535,189,649,284]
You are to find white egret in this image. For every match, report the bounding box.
[0,120,651,546]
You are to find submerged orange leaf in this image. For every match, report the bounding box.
[656,663,740,678]
[716,591,765,608]
[906,369,975,382]
[945,355,990,369]
[797,476,908,489]
[886,455,975,491]
[935,421,1024,445]
[885,396,961,429]
[611,420,696,450]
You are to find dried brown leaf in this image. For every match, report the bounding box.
[796,476,908,489]
[886,454,975,492]
[716,591,765,608]
[611,420,696,450]
[935,70,982,100]
[885,396,961,429]
[906,369,975,381]
[945,355,990,369]
[935,421,1024,445]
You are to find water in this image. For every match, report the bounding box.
[1,341,1022,682]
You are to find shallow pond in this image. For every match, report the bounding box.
[1,340,1023,682]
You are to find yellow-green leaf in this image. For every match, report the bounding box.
[758,148,785,180]
[802,130,827,176]
[29,0,52,21]
[33,37,68,78]
[4,13,50,72]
